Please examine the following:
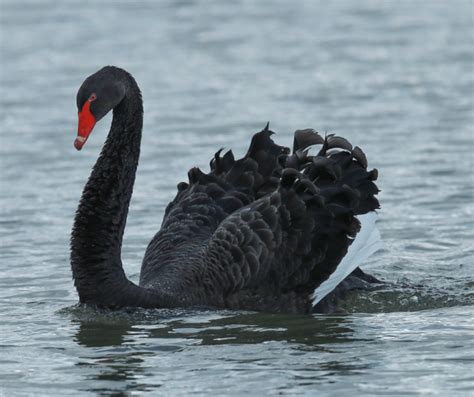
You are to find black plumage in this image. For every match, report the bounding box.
[71,66,381,314]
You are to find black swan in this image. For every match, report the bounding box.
[71,66,382,314]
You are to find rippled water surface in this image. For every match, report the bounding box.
[1,1,473,395]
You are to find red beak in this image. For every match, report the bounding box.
[75,101,96,150]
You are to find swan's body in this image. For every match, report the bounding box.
[71,66,382,314]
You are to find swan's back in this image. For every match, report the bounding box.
[140,125,380,313]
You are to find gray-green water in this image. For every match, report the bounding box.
[1,1,473,395]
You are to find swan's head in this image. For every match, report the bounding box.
[75,67,126,150]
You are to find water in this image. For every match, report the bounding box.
[0,0,473,395]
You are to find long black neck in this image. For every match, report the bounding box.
[71,75,158,307]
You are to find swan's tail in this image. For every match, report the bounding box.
[311,212,382,306]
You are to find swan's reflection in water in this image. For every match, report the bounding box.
[71,308,368,394]
[74,318,158,394]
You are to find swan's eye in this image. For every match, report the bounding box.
[89,93,97,102]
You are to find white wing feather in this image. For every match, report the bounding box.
[311,212,382,306]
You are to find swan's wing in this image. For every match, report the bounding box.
[202,191,308,289]
[143,128,380,312]
[200,187,323,312]
[200,171,361,312]
[141,126,288,286]
[199,131,381,311]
